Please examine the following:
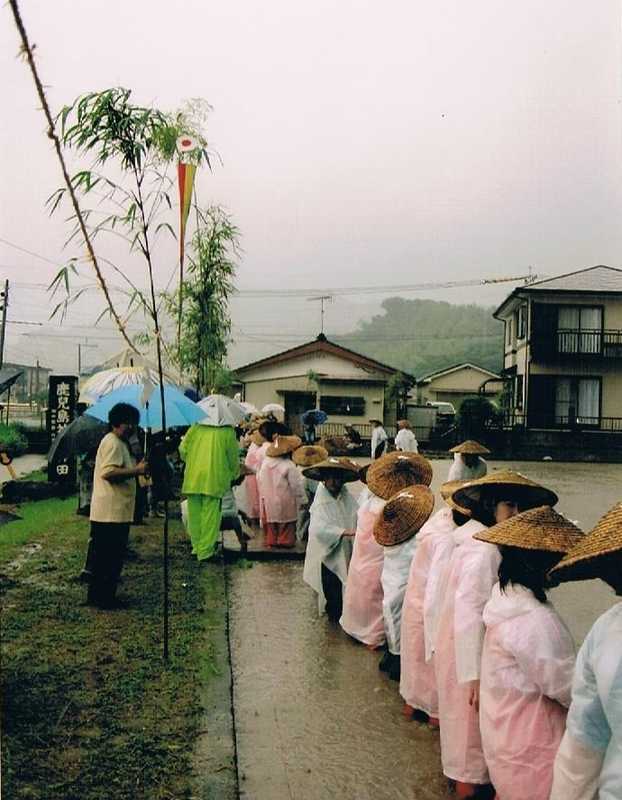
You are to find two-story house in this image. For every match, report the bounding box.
[494,265,622,433]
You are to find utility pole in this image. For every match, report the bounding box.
[0,280,9,369]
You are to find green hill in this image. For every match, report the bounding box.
[332,297,503,378]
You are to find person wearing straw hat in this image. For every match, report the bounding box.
[400,481,471,725]
[548,501,622,800]
[179,414,241,562]
[256,435,305,548]
[301,456,360,620]
[473,506,582,800]
[374,482,435,681]
[394,419,419,453]
[447,440,490,482]
[369,418,388,460]
[243,428,265,525]
[340,452,433,649]
[434,470,558,799]
[293,445,328,542]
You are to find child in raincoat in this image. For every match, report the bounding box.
[435,471,558,799]
[292,445,328,542]
[340,453,432,649]
[374,482,434,682]
[399,482,470,723]
[549,501,622,800]
[256,435,305,548]
[302,456,359,620]
[243,429,265,524]
[473,506,582,800]
[447,440,489,482]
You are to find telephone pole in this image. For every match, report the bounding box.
[0,280,9,369]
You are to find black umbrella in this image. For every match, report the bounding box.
[301,409,328,426]
[47,414,108,464]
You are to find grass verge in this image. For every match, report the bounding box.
[1,500,227,800]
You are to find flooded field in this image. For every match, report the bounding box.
[228,459,621,799]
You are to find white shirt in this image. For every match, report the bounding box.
[371,426,388,459]
[395,429,419,453]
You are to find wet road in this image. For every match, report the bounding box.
[230,561,450,800]
[228,459,621,799]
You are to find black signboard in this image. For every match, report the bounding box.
[47,375,78,484]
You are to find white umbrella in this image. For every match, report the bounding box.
[240,401,258,414]
[198,394,249,427]
[79,366,173,404]
[261,403,285,416]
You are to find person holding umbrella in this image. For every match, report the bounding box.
[86,403,146,609]
[301,408,327,445]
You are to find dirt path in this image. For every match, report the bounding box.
[228,561,451,800]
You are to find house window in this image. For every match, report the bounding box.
[319,395,366,416]
[516,305,526,339]
[554,377,600,426]
[505,318,512,346]
[557,306,603,354]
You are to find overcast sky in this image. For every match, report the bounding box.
[1,1,621,372]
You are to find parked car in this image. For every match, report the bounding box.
[426,401,456,430]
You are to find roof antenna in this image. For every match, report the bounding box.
[307,295,333,336]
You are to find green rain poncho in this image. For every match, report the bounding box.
[179,425,240,560]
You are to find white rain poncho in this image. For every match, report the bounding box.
[550,602,622,800]
[394,428,419,453]
[340,493,386,647]
[303,483,358,615]
[296,475,319,542]
[382,535,419,655]
[480,583,575,800]
[447,454,487,482]
[400,507,457,715]
[370,426,388,459]
[435,518,500,784]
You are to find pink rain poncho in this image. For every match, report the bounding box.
[257,456,306,524]
[480,583,575,800]
[400,507,456,716]
[435,518,500,785]
[243,442,263,519]
[340,493,386,647]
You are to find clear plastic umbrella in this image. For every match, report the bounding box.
[261,403,285,416]
[79,366,173,404]
[198,394,249,427]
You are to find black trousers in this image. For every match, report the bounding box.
[87,522,130,607]
[321,564,343,622]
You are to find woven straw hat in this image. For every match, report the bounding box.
[373,484,435,547]
[473,505,584,553]
[550,502,622,582]
[452,469,558,510]
[440,480,471,516]
[449,440,491,455]
[367,452,433,500]
[266,435,302,457]
[293,445,329,467]
[302,456,361,483]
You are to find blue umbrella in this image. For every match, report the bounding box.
[301,409,328,426]
[85,384,206,429]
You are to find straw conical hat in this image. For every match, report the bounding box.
[373,485,435,547]
[293,445,329,467]
[302,456,361,483]
[452,470,558,510]
[367,452,433,500]
[449,440,491,455]
[440,480,471,516]
[473,506,584,553]
[266,435,302,457]
[550,502,622,582]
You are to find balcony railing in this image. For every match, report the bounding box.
[496,411,622,433]
[554,329,622,358]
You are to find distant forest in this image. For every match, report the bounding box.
[332,297,504,378]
